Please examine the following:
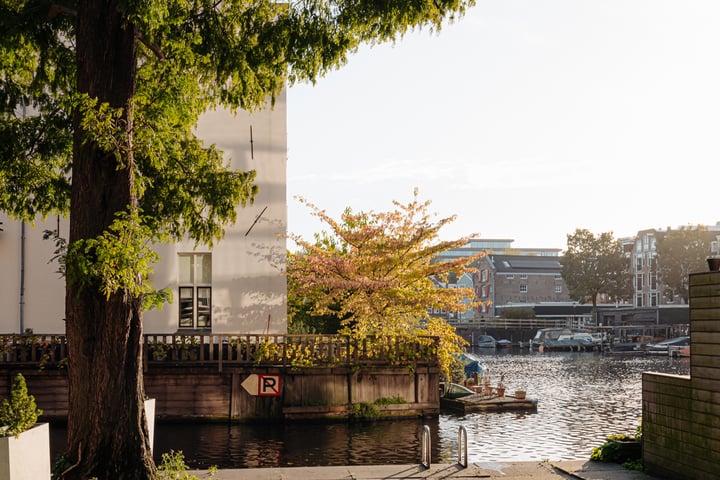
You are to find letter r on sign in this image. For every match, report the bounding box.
[258,374,281,396]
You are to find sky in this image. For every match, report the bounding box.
[286,1,720,250]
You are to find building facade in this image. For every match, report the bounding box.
[475,254,570,319]
[0,94,288,334]
[624,223,720,308]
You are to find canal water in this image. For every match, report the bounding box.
[50,349,689,468]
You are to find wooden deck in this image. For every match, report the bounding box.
[440,394,538,414]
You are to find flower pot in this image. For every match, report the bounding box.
[0,423,50,480]
[708,257,720,272]
[496,387,506,397]
[514,390,526,400]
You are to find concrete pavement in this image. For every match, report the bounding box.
[189,460,662,479]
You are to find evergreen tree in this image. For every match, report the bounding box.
[0,1,475,477]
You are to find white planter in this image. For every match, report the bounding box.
[0,422,51,480]
[145,398,156,453]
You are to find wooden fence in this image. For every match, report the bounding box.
[0,333,439,372]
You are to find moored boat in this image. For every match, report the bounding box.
[476,335,497,348]
[439,382,475,399]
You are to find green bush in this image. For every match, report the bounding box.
[350,402,380,420]
[0,373,43,438]
[590,433,641,464]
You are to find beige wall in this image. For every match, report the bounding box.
[145,92,288,334]
[0,214,68,333]
[0,93,287,334]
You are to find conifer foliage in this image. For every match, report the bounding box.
[0,1,475,477]
[0,373,42,438]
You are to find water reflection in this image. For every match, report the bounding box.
[50,350,689,468]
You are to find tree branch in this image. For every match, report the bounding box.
[137,32,166,60]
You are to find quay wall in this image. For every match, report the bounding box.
[642,271,720,480]
[0,364,440,423]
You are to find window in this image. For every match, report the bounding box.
[480,285,488,298]
[554,285,562,294]
[178,253,212,329]
[506,274,514,280]
[520,274,528,280]
[481,269,489,282]
[520,284,528,293]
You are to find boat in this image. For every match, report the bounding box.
[605,342,646,355]
[645,336,690,355]
[439,382,474,399]
[532,328,601,351]
[476,335,497,348]
[540,332,600,352]
[459,352,486,380]
[496,339,513,348]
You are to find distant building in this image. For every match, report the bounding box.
[430,239,568,323]
[624,223,720,308]
[475,254,571,319]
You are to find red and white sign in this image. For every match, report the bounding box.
[241,374,281,397]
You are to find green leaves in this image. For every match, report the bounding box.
[656,226,716,303]
[562,229,632,307]
[65,209,171,310]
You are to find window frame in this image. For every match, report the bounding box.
[178,253,212,330]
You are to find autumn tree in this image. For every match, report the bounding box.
[656,225,718,303]
[287,190,485,377]
[562,229,632,315]
[0,1,475,478]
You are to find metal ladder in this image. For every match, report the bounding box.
[421,425,468,469]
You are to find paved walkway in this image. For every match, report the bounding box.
[189,460,662,479]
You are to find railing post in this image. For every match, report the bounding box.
[457,425,468,468]
[421,425,431,469]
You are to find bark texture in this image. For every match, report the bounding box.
[65,1,155,478]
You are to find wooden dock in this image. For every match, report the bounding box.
[440,394,538,414]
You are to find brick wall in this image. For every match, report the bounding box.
[642,271,720,480]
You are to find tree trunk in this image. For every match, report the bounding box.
[64,2,155,478]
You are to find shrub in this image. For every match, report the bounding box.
[0,373,43,438]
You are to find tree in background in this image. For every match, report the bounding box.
[562,229,632,314]
[0,1,475,478]
[656,225,717,303]
[287,190,485,378]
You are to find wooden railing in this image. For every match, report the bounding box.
[0,334,439,371]
[0,334,68,367]
[144,333,439,371]
[467,318,576,329]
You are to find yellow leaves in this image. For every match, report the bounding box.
[288,190,482,375]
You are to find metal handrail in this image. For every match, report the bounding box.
[421,425,431,469]
[457,425,468,468]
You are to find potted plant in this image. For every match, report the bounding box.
[0,373,50,480]
[149,340,168,361]
[496,374,506,397]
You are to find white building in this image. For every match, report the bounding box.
[0,94,288,335]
